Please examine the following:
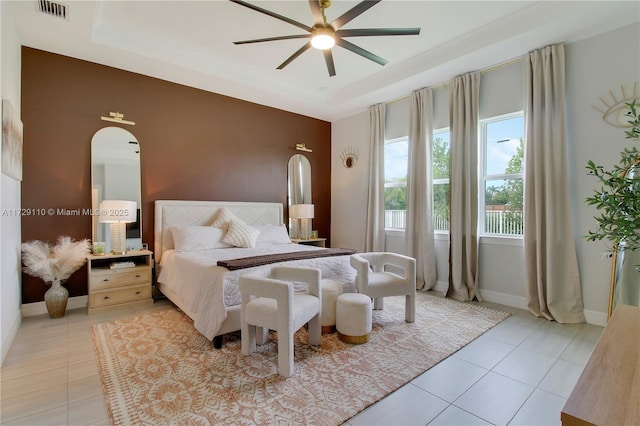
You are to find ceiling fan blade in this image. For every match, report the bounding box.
[308,0,324,26]
[336,38,387,66]
[330,0,381,30]
[229,0,312,33]
[234,34,310,45]
[323,50,336,77]
[277,42,312,70]
[336,28,421,37]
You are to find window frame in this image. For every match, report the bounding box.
[478,111,525,238]
[432,127,451,234]
[383,136,409,231]
[383,130,452,233]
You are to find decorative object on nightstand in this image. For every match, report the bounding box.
[92,241,106,255]
[87,249,154,314]
[21,236,91,318]
[99,199,137,254]
[290,204,314,240]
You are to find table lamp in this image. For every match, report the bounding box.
[99,200,137,254]
[290,204,314,240]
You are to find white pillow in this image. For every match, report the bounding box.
[222,219,261,248]
[211,207,238,231]
[255,224,291,245]
[170,226,231,252]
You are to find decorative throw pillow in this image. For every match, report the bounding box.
[222,219,261,248]
[170,226,231,252]
[255,224,292,245]
[211,207,238,231]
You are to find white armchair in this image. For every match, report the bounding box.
[350,252,416,323]
[239,266,322,377]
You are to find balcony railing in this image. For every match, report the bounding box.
[384,210,523,235]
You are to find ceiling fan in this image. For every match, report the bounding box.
[230,0,420,77]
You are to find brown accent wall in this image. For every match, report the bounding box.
[20,47,331,304]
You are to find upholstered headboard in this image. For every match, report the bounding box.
[154,200,284,263]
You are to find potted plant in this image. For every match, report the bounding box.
[586,99,640,315]
[21,236,91,318]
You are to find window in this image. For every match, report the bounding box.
[384,137,408,230]
[433,129,450,232]
[480,113,524,236]
[384,132,451,231]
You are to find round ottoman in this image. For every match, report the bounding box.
[336,293,372,344]
[321,279,343,334]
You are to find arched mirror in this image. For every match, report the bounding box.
[91,127,142,252]
[288,154,312,239]
[288,154,312,206]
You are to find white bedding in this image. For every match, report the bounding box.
[157,243,356,340]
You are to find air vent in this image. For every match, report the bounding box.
[38,0,67,19]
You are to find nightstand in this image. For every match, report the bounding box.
[291,238,327,248]
[87,249,154,314]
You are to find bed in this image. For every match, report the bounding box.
[154,200,357,346]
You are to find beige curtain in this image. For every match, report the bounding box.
[405,88,437,290]
[366,103,386,252]
[524,44,585,323]
[448,72,480,301]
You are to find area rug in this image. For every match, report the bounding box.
[92,292,509,425]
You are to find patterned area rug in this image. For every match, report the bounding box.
[92,292,509,425]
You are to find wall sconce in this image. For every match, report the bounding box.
[340,146,359,168]
[100,111,136,126]
[296,143,312,152]
[99,200,137,254]
[289,204,314,239]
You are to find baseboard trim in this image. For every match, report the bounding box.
[479,289,528,310]
[21,295,88,317]
[433,280,448,293]
[1,312,21,366]
[583,309,607,327]
[479,289,607,326]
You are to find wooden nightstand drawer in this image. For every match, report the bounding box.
[90,283,151,308]
[87,250,154,314]
[90,267,151,291]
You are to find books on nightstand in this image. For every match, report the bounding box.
[109,261,136,269]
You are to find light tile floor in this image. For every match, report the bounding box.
[0,296,603,426]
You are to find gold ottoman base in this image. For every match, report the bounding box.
[338,332,370,345]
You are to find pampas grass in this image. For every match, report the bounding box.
[22,236,91,283]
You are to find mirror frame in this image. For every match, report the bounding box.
[287,154,312,206]
[91,126,142,252]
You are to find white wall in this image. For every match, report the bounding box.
[1,1,24,365]
[331,110,369,252]
[566,22,640,323]
[331,23,640,325]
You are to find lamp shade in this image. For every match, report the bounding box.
[99,200,137,223]
[290,204,314,219]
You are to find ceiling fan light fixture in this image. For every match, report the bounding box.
[311,27,335,50]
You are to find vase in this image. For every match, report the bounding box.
[44,280,68,319]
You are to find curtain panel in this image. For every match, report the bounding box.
[523,43,585,323]
[448,72,481,301]
[366,103,386,252]
[405,88,437,290]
